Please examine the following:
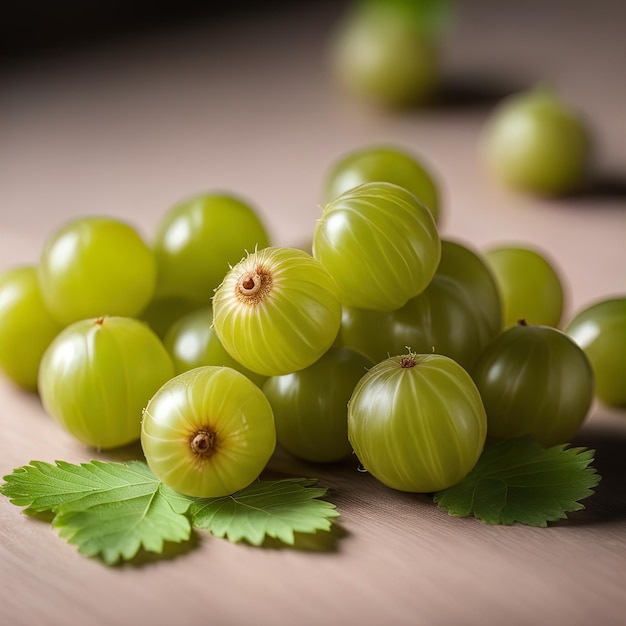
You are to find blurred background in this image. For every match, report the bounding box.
[1,0,625,313]
[1,1,301,59]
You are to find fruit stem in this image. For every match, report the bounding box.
[190,429,217,458]
[238,272,262,296]
[400,353,417,368]
[235,266,273,305]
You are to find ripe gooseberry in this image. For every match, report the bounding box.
[565,296,626,408]
[436,239,503,339]
[212,247,342,376]
[141,366,276,498]
[38,217,157,326]
[313,181,440,311]
[38,316,175,449]
[262,347,373,463]
[472,321,594,446]
[483,244,565,328]
[348,352,487,493]
[339,274,495,370]
[0,266,63,390]
[153,193,270,305]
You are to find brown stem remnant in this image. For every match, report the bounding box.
[239,272,261,295]
[400,353,417,368]
[235,265,273,306]
[190,429,217,459]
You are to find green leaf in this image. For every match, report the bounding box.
[189,478,339,546]
[1,460,192,564]
[1,461,341,563]
[433,438,601,527]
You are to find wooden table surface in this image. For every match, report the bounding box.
[1,2,625,625]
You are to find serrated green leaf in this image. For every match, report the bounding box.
[1,460,192,564]
[2,461,342,563]
[54,484,191,565]
[189,478,339,546]
[433,438,601,526]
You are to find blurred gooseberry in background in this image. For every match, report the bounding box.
[480,85,591,195]
[329,0,449,108]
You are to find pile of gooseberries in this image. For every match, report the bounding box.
[0,144,623,500]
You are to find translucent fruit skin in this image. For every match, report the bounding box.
[164,306,267,387]
[565,297,626,408]
[262,347,373,463]
[330,1,440,108]
[38,217,157,326]
[348,353,487,493]
[323,145,440,223]
[38,317,175,449]
[484,245,564,328]
[481,87,590,195]
[212,247,342,377]
[0,266,63,390]
[472,324,594,447]
[153,193,270,305]
[141,366,276,498]
[340,274,495,371]
[313,182,441,311]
